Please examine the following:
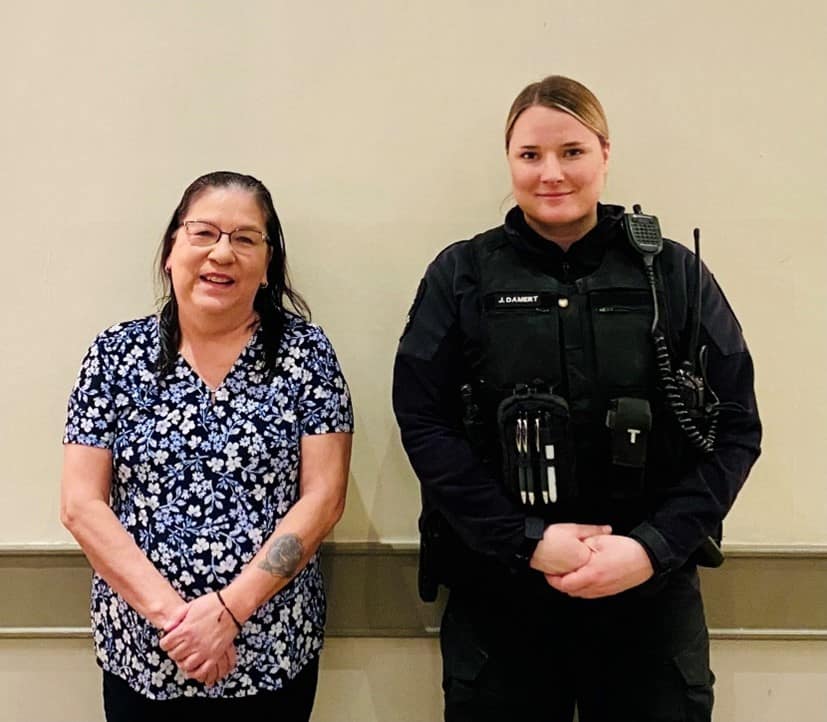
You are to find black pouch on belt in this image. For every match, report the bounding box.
[605,397,652,468]
[497,387,576,508]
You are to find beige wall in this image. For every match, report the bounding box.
[0,1,824,547]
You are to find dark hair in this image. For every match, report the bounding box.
[505,75,609,150]
[156,171,310,378]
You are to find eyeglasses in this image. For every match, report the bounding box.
[180,220,268,252]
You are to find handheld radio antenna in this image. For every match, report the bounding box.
[688,227,703,366]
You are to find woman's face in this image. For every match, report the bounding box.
[507,105,610,245]
[165,186,270,322]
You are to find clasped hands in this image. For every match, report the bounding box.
[529,523,654,599]
[156,526,652,683]
[159,592,240,687]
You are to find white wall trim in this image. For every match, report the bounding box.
[2,542,827,557]
[3,626,827,641]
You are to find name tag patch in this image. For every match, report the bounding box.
[484,292,555,310]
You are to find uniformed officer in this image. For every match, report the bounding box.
[392,75,761,722]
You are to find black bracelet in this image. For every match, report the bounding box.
[215,590,243,633]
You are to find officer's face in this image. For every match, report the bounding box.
[507,105,610,248]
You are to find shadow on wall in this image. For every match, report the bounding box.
[331,406,422,543]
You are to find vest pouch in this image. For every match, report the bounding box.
[481,294,561,390]
[496,390,575,508]
[589,290,655,393]
[606,397,652,468]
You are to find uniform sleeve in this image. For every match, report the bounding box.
[392,249,533,569]
[630,263,762,573]
[63,334,118,449]
[297,326,354,436]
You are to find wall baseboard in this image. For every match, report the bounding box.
[1,543,825,639]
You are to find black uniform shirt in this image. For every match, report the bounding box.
[393,204,761,577]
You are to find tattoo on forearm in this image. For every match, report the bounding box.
[258,534,304,578]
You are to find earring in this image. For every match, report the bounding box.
[260,281,269,289]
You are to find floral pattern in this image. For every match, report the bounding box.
[64,314,353,699]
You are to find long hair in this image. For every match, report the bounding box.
[155,171,310,379]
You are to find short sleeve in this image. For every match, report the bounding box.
[297,327,354,436]
[63,335,118,448]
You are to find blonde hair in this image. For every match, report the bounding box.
[505,75,609,149]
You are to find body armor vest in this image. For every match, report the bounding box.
[466,226,674,512]
[474,228,657,406]
[415,217,725,601]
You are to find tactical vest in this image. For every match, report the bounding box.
[466,226,679,510]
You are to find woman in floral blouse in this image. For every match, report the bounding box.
[61,171,353,721]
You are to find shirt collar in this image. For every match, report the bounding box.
[504,203,625,279]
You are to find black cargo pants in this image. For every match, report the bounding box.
[440,567,713,722]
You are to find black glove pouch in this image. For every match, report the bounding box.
[605,397,652,468]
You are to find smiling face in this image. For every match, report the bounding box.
[507,105,610,247]
[165,186,270,324]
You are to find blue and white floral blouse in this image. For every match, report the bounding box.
[63,314,353,699]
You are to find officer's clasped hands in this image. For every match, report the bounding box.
[545,533,655,599]
[529,522,611,576]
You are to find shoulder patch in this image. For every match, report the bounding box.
[701,272,746,356]
[401,277,427,339]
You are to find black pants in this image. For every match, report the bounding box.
[440,568,713,722]
[102,656,319,722]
